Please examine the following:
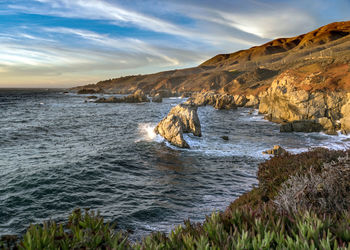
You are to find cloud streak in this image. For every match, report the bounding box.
[1,0,349,87]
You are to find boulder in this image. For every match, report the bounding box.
[280,120,323,133]
[233,95,248,107]
[221,136,229,141]
[154,103,201,148]
[214,95,236,110]
[263,145,287,156]
[87,95,98,99]
[168,104,202,136]
[154,114,189,148]
[125,89,150,103]
[186,92,236,110]
[186,92,218,106]
[152,93,163,103]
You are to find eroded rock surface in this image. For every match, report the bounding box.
[259,71,348,133]
[154,103,201,148]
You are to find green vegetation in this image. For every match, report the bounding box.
[2,148,350,249]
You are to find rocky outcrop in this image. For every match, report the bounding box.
[340,94,350,134]
[280,120,323,133]
[233,95,248,107]
[245,95,259,108]
[263,145,287,156]
[149,89,178,98]
[185,92,237,110]
[154,114,189,148]
[77,88,103,94]
[152,93,163,103]
[259,71,348,133]
[95,89,150,103]
[154,103,201,148]
[214,95,236,110]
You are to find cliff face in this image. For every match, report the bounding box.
[259,64,350,133]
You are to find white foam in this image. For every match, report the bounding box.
[136,123,158,142]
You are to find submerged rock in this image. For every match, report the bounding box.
[87,95,98,99]
[221,136,229,141]
[263,145,287,156]
[154,103,201,148]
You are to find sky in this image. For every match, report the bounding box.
[0,0,350,88]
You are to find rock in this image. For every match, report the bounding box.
[150,89,178,98]
[280,120,323,133]
[77,88,102,94]
[154,114,189,148]
[245,95,259,108]
[340,94,350,134]
[259,70,348,133]
[186,92,218,106]
[233,95,248,107]
[87,95,98,99]
[95,89,150,103]
[180,92,192,98]
[168,104,202,137]
[263,145,287,156]
[221,136,229,141]
[214,95,236,110]
[317,117,337,135]
[154,103,201,148]
[152,93,163,103]
[186,92,236,110]
[126,89,150,103]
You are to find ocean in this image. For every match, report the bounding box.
[0,89,349,239]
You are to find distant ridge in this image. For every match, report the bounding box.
[201,21,350,67]
[72,21,350,95]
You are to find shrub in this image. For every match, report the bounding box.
[275,154,350,214]
[227,148,348,211]
[18,209,129,250]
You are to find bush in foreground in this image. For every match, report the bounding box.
[2,206,350,249]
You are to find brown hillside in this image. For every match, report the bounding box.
[201,21,350,67]
[72,21,350,96]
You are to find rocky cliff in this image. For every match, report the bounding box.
[72,21,350,134]
[258,64,350,134]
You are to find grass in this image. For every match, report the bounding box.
[2,148,350,249]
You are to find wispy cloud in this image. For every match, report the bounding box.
[1,0,349,87]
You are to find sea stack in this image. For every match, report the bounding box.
[154,103,201,148]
